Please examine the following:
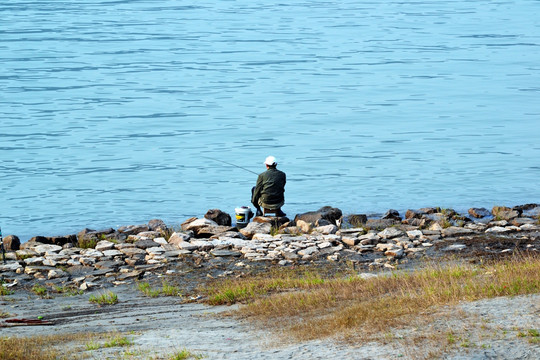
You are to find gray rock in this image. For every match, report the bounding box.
[298,246,319,257]
[347,214,367,227]
[210,249,241,257]
[366,219,399,230]
[119,247,146,257]
[118,224,150,236]
[441,227,474,237]
[492,206,521,220]
[382,209,401,221]
[176,241,200,251]
[468,207,491,218]
[378,227,405,239]
[294,206,343,226]
[443,244,467,251]
[134,239,160,249]
[148,219,167,232]
[0,262,23,272]
[33,244,63,255]
[168,232,192,246]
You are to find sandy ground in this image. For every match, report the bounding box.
[2,281,539,360]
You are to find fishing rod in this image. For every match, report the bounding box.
[202,156,259,175]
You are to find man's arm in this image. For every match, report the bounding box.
[252,174,264,204]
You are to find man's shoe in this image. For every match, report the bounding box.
[276,209,286,217]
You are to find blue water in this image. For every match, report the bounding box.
[1,1,540,240]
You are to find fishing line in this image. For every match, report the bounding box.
[201,156,259,175]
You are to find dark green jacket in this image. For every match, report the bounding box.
[252,168,286,207]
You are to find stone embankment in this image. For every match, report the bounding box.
[1,205,539,292]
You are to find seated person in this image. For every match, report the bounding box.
[251,156,286,217]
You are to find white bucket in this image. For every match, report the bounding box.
[235,206,253,228]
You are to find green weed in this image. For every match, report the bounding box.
[89,291,118,305]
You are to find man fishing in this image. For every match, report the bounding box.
[251,156,287,217]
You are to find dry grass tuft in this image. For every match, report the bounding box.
[0,332,119,360]
[204,254,540,342]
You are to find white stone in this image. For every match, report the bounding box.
[0,262,23,272]
[176,241,200,251]
[521,223,540,231]
[48,269,65,279]
[146,246,165,255]
[406,230,423,239]
[318,241,333,249]
[33,244,62,255]
[298,246,319,257]
[81,249,104,258]
[103,249,123,257]
[42,258,57,267]
[95,240,115,252]
[183,218,218,232]
[314,225,338,235]
[24,257,44,265]
[378,228,405,239]
[168,232,192,246]
[485,226,511,234]
[153,237,168,245]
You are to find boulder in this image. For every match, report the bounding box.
[492,206,522,220]
[366,219,399,230]
[182,218,218,232]
[296,220,313,234]
[195,225,235,239]
[441,227,474,237]
[239,222,272,239]
[148,219,168,232]
[294,206,342,226]
[168,232,192,246]
[313,225,338,235]
[405,209,425,220]
[204,209,232,226]
[347,214,367,227]
[468,207,491,218]
[33,244,63,255]
[2,235,20,251]
[118,224,150,236]
[95,240,115,252]
[382,209,401,221]
[377,227,405,239]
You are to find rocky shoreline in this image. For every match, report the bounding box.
[1,204,540,294]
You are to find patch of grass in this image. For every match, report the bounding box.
[31,284,50,298]
[517,328,540,344]
[168,348,204,360]
[85,334,133,350]
[136,282,160,297]
[205,268,327,305]
[161,281,181,296]
[78,237,97,249]
[89,291,118,305]
[0,332,109,360]
[0,311,11,319]
[136,281,184,297]
[0,281,13,296]
[53,285,83,297]
[203,255,540,343]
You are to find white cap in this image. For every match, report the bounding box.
[264,156,277,166]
